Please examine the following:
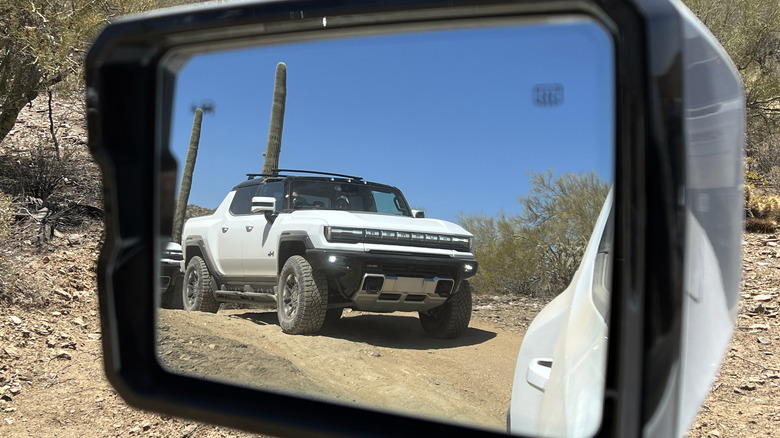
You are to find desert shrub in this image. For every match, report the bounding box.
[745,165,768,187]
[0,133,75,201]
[747,139,780,188]
[746,183,780,221]
[0,190,55,308]
[745,217,778,233]
[458,212,537,296]
[459,170,610,298]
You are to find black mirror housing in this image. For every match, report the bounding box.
[86,1,743,437]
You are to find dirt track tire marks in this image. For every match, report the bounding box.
[157,305,528,432]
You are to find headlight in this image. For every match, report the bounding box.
[381,230,397,240]
[324,227,364,242]
[451,236,469,246]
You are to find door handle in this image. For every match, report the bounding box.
[526,358,553,392]
[246,225,254,232]
[221,226,229,233]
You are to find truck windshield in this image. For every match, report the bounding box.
[289,180,411,216]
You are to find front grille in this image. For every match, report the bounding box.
[363,236,470,252]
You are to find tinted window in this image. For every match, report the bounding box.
[259,181,285,212]
[229,185,259,215]
[289,180,410,216]
[372,191,408,215]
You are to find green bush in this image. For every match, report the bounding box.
[458,170,609,297]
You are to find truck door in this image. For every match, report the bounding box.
[243,180,285,279]
[215,184,259,277]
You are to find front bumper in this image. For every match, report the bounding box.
[306,249,477,312]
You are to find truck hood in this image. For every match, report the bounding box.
[289,210,472,236]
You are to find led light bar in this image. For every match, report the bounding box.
[324,226,473,251]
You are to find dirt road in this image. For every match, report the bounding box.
[158,306,530,433]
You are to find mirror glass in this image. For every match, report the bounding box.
[158,16,614,437]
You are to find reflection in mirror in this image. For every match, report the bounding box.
[157,17,614,436]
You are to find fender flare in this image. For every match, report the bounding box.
[182,235,222,282]
[277,232,314,273]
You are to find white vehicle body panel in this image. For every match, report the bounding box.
[508,190,612,438]
[671,1,743,434]
[183,198,473,279]
[509,4,743,435]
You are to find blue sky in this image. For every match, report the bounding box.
[168,19,614,222]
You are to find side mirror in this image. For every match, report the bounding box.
[86,0,744,437]
[251,196,276,214]
[251,196,277,223]
[412,209,425,218]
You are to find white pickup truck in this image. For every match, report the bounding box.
[179,170,478,338]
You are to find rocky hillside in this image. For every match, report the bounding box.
[0,96,255,437]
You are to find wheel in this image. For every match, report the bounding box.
[277,255,328,334]
[418,280,472,339]
[182,256,220,313]
[161,275,183,309]
[322,307,344,327]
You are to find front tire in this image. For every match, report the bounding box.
[183,256,220,313]
[419,281,472,339]
[277,255,328,334]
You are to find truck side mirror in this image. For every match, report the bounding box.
[86,0,743,437]
[412,209,425,218]
[251,196,277,223]
[250,196,276,214]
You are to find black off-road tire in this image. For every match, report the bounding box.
[183,256,220,313]
[418,281,472,339]
[277,255,328,334]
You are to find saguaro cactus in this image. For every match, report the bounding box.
[172,108,203,243]
[262,62,287,175]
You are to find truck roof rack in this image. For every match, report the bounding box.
[246,173,274,180]
[247,169,363,181]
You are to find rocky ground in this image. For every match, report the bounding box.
[687,233,780,438]
[0,97,258,438]
[1,96,779,437]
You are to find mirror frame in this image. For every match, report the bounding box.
[85,0,690,436]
